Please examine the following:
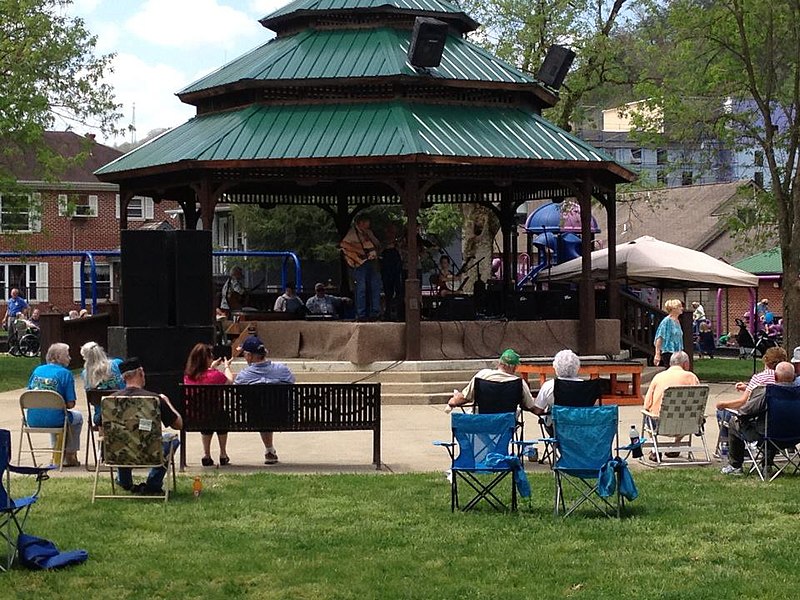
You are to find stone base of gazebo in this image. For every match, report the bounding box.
[233,320,620,363]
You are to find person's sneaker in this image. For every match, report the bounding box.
[264,450,279,465]
[720,465,743,475]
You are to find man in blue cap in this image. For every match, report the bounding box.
[234,335,295,464]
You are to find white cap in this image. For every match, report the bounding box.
[791,346,800,364]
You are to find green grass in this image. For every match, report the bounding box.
[3,469,800,599]
[0,355,39,392]
[693,357,759,383]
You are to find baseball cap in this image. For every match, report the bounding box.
[791,346,800,364]
[118,357,142,374]
[499,348,521,366]
[241,336,267,354]
[314,282,325,292]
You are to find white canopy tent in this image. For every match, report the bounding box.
[546,236,759,288]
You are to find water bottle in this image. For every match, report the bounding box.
[629,425,643,458]
[192,476,203,498]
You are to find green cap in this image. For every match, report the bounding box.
[499,348,521,366]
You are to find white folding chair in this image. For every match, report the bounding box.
[641,385,711,466]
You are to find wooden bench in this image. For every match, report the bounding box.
[176,383,381,470]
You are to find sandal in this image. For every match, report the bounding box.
[219,456,230,466]
[201,456,215,467]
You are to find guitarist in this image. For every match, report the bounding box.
[340,215,382,320]
[220,266,246,317]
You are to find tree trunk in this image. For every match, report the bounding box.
[460,203,498,294]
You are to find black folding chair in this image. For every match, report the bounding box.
[539,378,602,466]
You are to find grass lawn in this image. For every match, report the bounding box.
[3,469,800,599]
[0,355,38,392]
[693,357,762,383]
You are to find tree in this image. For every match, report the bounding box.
[0,0,119,190]
[631,0,800,350]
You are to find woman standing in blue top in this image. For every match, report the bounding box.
[27,343,82,467]
[80,341,124,425]
[654,299,685,368]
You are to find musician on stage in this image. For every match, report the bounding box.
[340,215,382,321]
[435,255,467,296]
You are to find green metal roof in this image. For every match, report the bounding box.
[179,28,533,96]
[96,102,620,176]
[263,0,472,22]
[733,248,782,274]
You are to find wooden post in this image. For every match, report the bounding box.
[578,180,596,355]
[605,189,619,320]
[402,172,422,360]
[500,191,515,305]
[118,189,134,231]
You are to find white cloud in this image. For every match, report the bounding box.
[105,53,196,145]
[71,0,103,13]
[250,0,293,18]
[126,0,263,49]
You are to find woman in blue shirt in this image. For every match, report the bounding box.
[80,341,124,425]
[654,299,685,368]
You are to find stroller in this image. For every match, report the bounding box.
[7,318,40,357]
[735,318,776,360]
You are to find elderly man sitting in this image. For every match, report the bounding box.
[448,348,534,412]
[531,349,583,428]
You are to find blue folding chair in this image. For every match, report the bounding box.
[1,429,53,571]
[434,412,533,512]
[745,385,800,481]
[549,405,639,518]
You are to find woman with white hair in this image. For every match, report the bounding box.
[27,343,83,466]
[654,298,684,368]
[80,341,124,425]
[532,349,582,425]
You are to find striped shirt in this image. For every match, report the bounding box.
[745,368,775,392]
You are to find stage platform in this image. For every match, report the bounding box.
[231,319,620,363]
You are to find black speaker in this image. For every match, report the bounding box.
[108,326,215,373]
[438,295,475,320]
[536,45,576,90]
[120,230,172,327]
[539,290,578,320]
[173,230,213,326]
[408,17,448,68]
[140,370,183,407]
[513,293,539,320]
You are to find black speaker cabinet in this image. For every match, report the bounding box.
[120,230,172,327]
[513,293,539,320]
[140,370,183,408]
[536,45,576,89]
[539,290,579,320]
[438,295,475,320]
[173,230,213,326]
[408,17,448,68]
[108,326,214,373]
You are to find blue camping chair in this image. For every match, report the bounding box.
[1,429,53,571]
[548,405,639,518]
[434,412,534,512]
[745,384,800,482]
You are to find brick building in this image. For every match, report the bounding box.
[0,132,177,313]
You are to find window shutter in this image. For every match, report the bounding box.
[144,197,154,219]
[58,194,69,216]
[115,194,120,219]
[37,262,49,302]
[30,193,42,232]
[72,262,82,302]
[88,195,98,216]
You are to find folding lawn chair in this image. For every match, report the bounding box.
[538,378,602,466]
[18,390,68,471]
[548,405,639,518]
[434,412,533,512]
[92,396,177,503]
[473,378,526,448]
[641,385,711,466]
[83,389,110,471]
[745,384,800,482]
[1,429,53,572]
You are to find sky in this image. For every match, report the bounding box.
[65,0,291,146]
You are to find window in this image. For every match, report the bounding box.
[115,195,154,221]
[73,262,114,302]
[58,194,98,218]
[0,193,41,232]
[681,171,693,186]
[630,148,642,165]
[656,149,668,165]
[754,171,764,187]
[0,263,48,302]
[754,150,764,167]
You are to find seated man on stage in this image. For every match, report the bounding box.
[448,348,534,411]
[305,282,351,318]
[273,283,305,316]
[436,255,466,296]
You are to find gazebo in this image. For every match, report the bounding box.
[95,0,635,360]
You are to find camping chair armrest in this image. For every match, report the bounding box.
[8,463,54,477]
[618,438,647,452]
[538,437,557,446]
[722,408,740,416]
[432,441,455,448]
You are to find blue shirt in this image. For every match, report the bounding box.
[655,316,683,353]
[7,296,28,317]
[27,363,77,427]
[83,358,125,425]
[234,361,295,385]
